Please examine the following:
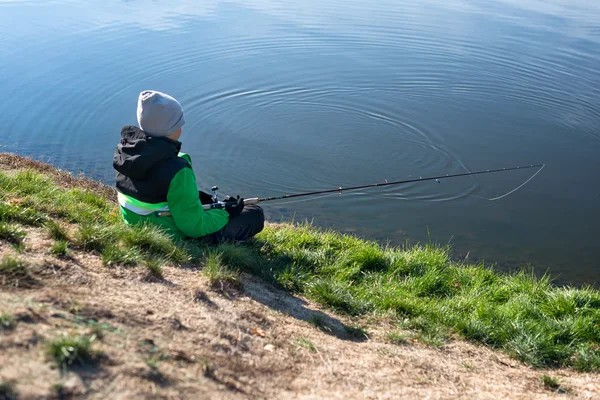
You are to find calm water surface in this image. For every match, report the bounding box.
[1,0,599,285]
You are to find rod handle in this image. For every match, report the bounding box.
[202,197,261,211]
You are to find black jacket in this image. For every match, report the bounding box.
[113,126,190,204]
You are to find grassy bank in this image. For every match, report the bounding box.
[1,161,599,373]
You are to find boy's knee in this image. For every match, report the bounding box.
[246,205,265,230]
[246,204,264,217]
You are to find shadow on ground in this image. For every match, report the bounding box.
[242,274,368,342]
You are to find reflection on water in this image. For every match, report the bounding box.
[0,0,599,285]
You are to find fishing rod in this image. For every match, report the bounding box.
[202,164,545,210]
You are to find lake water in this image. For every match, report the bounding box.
[1,0,599,286]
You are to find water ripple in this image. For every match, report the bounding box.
[1,0,600,283]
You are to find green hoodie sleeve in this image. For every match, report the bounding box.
[167,167,229,237]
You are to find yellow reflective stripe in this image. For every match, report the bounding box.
[121,203,169,216]
[117,193,169,215]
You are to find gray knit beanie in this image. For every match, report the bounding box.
[136,90,186,137]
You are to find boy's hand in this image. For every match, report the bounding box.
[199,190,215,205]
[222,195,244,218]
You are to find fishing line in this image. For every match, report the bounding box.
[470,164,545,201]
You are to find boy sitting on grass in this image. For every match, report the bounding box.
[113,90,264,242]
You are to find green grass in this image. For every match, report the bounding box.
[50,240,69,257]
[145,257,164,279]
[251,222,600,370]
[308,314,332,332]
[386,331,408,345]
[399,317,449,348]
[214,242,263,274]
[460,361,474,370]
[0,256,33,286]
[410,329,447,348]
[0,222,26,246]
[202,251,243,291]
[541,374,570,393]
[45,220,69,241]
[0,170,190,267]
[120,224,189,263]
[0,202,46,226]
[343,324,369,340]
[75,223,112,252]
[2,168,600,372]
[47,334,98,369]
[75,221,188,266]
[0,313,15,330]
[294,336,317,352]
[102,244,141,266]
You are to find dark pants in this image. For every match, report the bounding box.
[205,205,265,244]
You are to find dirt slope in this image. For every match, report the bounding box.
[1,225,599,400]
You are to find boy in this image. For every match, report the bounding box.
[113,90,264,242]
